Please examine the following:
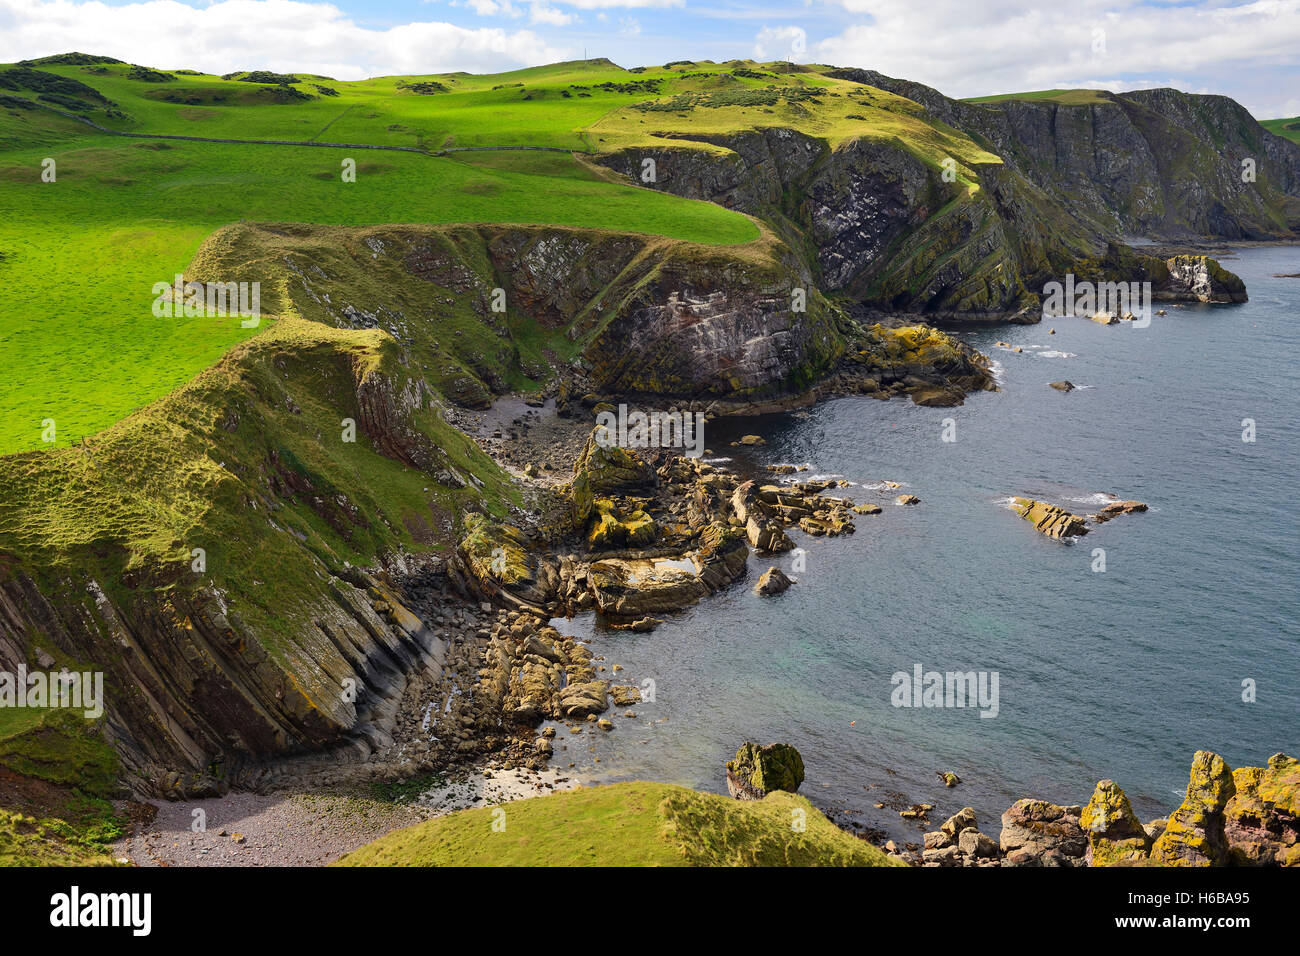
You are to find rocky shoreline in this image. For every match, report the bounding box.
[102,383,1295,867]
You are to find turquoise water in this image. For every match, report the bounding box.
[549,245,1299,840]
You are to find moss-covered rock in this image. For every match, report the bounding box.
[569,428,657,525]
[1150,750,1236,866]
[1224,753,1300,866]
[1081,779,1151,866]
[725,741,805,800]
[587,498,657,549]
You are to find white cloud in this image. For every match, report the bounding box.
[618,16,641,36]
[0,0,572,77]
[754,25,807,61]
[530,4,575,25]
[813,0,1300,115]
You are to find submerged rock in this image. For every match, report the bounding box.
[1090,499,1148,523]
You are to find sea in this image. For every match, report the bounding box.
[546,245,1299,841]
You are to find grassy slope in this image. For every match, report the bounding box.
[0,60,759,454]
[0,57,1001,454]
[0,317,517,687]
[336,781,903,867]
[1261,116,1300,144]
[0,708,123,866]
[963,88,1112,106]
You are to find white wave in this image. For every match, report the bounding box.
[1064,492,1118,505]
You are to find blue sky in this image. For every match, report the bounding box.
[2,0,1297,118]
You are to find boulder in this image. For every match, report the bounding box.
[895,494,920,506]
[958,827,999,858]
[725,741,805,800]
[922,845,962,867]
[754,566,793,596]
[1150,750,1236,866]
[1081,780,1152,866]
[940,807,978,838]
[1048,380,1075,392]
[999,799,1087,865]
[557,681,609,718]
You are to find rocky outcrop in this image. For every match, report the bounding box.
[941,751,1296,869]
[726,741,805,800]
[1081,780,1152,866]
[1224,754,1300,866]
[1150,750,1237,866]
[1009,497,1088,539]
[0,322,480,796]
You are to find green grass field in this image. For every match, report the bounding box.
[1261,116,1300,144]
[336,781,903,867]
[0,55,1000,454]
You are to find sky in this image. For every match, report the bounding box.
[0,0,1297,119]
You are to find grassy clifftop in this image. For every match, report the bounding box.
[336,781,903,867]
[0,316,518,782]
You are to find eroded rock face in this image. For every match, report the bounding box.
[828,69,1300,242]
[1165,255,1249,303]
[1223,753,1300,866]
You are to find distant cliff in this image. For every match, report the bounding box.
[597,77,1297,318]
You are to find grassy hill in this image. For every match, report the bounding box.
[336,781,903,867]
[1261,116,1300,144]
[963,88,1112,107]
[0,55,1010,454]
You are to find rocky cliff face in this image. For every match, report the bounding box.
[203,221,847,403]
[597,129,1056,318]
[598,78,1289,318]
[829,70,1300,241]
